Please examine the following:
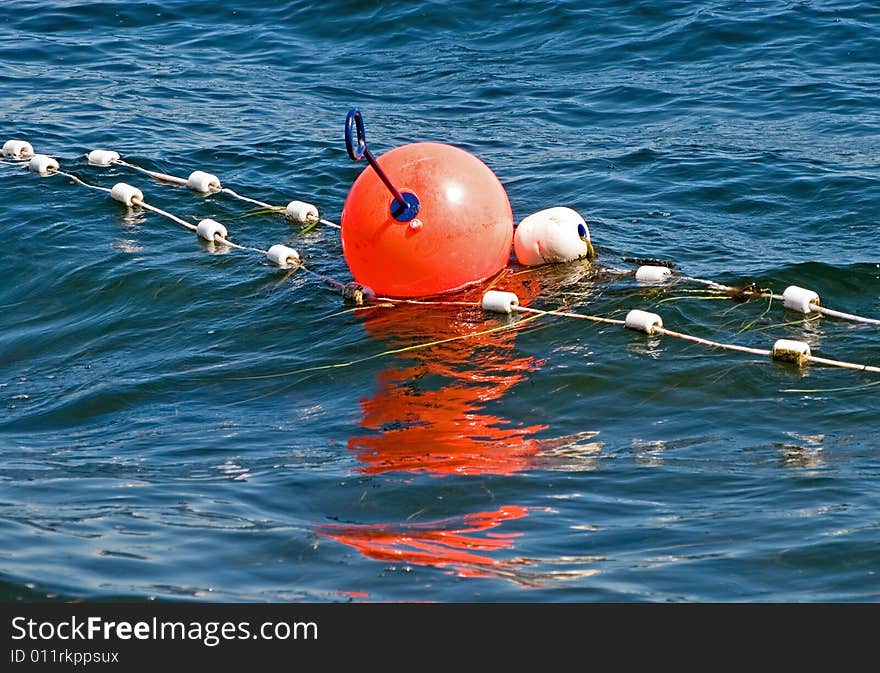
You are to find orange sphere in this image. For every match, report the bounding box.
[341,142,513,298]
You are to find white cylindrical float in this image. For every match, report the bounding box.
[782,286,820,314]
[28,154,59,175]
[635,265,672,283]
[86,149,120,166]
[625,309,664,335]
[285,200,319,224]
[481,290,520,314]
[110,183,144,206]
[266,244,300,268]
[186,170,221,193]
[772,339,812,365]
[513,206,592,266]
[196,218,228,242]
[2,140,34,159]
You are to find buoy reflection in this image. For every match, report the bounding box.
[320,276,544,581]
[316,506,529,579]
[319,272,605,585]
[349,276,545,476]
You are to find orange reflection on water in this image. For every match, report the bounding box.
[317,505,529,578]
[322,274,555,583]
[349,275,546,477]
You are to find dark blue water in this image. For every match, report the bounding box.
[2,0,879,602]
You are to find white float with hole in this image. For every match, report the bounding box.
[187,170,221,193]
[482,291,520,314]
[196,218,228,242]
[2,140,34,159]
[782,286,820,314]
[110,183,143,206]
[266,244,300,267]
[635,265,672,282]
[514,206,591,266]
[772,339,812,365]
[28,155,59,175]
[625,309,664,335]
[285,200,319,224]
[87,149,120,166]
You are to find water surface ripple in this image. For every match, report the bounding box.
[1,0,879,602]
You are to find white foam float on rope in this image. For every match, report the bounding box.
[635,265,672,283]
[86,150,341,229]
[266,244,300,268]
[86,149,120,166]
[514,206,591,266]
[782,285,820,314]
[196,218,228,242]
[481,290,520,314]
[625,309,664,334]
[772,339,812,365]
[284,200,319,224]
[28,154,59,175]
[110,182,143,207]
[2,140,34,160]
[85,149,337,227]
[429,293,878,374]
[10,163,359,308]
[187,170,221,194]
[9,139,880,373]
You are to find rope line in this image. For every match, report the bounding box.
[53,169,112,194]
[813,305,880,326]
[805,354,880,374]
[107,156,340,229]
[219,187,274,210]
[515,305,625,327]
[373,295,878,377]
[133,199,263,253]
[7,142,880,382]
[228,313,547,381]
[32,162,279,262]
[136,200,196,231]
[653,326,772,357]
[115,159,187,186]
[673,274,880,327]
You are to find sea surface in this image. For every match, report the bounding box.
[1,0,879,602]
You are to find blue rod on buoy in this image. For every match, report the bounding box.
[344,108,420,222]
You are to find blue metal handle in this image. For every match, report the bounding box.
[344,108,420,223]
[345,108,366,161]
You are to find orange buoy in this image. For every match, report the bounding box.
[341,111,513,298]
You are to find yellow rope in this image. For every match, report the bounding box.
[229,312,545,381]
[742,313,822,334]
